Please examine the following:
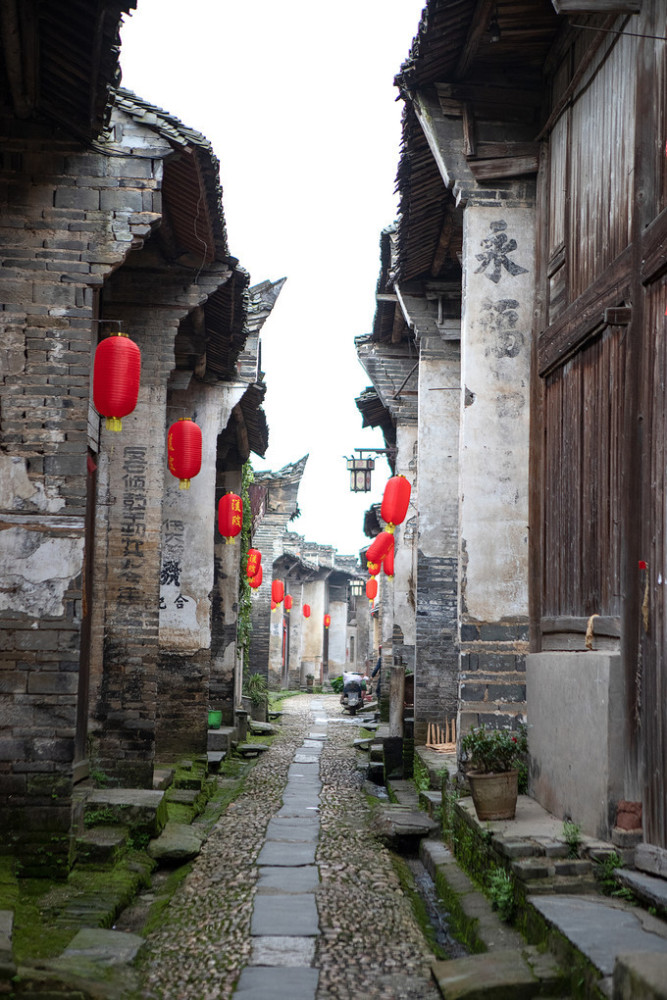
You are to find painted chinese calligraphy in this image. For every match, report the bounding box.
[480,298,525,359]
[475,221,528,284]
[118,446,147,616]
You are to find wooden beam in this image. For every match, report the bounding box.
[468,154,539,180]
[455,0,496,79]
[640,204,667,285]
[537,244,631,374]
[430,214,455,278]
[552,1,640,11]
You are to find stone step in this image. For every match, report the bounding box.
[207,750,226,772]
[148,821,206,865]
[388,779,420,809]
[431,946,566,1000]
[153,767,174,791]
[75,825,129,865]
[616,868,667,913]
[249,720,279,736]
[373,805,439,845]
[529,893,667,994]
[419,789,442,819]
[83,788,168,839]
[207,726,236,751]
[369,743,384,762]
[353,738,373,752]
[237,743,270,757]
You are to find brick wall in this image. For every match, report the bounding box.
[0,114,171,872]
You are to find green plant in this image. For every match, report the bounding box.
[487,867,515,922]
[461,724,527,774]
[330,674,344,694]
[594,851,635,901]
[562,820,582,858]
[244,671,268,705]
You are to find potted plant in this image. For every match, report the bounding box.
[305,673,315,690]
[460,724,527,821]
[244,672,269,722]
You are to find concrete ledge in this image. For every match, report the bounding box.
[613,951,667,1000]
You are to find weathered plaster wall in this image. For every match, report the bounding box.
[301,580,325,683]
[155,381,244,759]
[457,193,534,735]
[459,204,532,623]
[327,600,348,676]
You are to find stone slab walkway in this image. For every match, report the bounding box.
[233,698,328,1000]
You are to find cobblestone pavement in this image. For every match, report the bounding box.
[137,694,440,1000]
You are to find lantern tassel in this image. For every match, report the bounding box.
[105,416,123,432]
[179,478,191,490]
[386,524,396,534]
[225,536,236,545]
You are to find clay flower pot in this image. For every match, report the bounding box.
[467,769,519,821]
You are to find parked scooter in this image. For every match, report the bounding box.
[340,671,365,715]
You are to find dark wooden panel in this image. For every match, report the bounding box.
[542,325,626,619]
[538,246,631,374]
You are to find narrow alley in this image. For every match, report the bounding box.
[130,694,441,1000]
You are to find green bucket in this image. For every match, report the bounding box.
[208,710,222,730]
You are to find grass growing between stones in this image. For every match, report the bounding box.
[7,851,155,965]
[389,853,451,961]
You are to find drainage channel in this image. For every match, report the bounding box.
[403,854,468,960]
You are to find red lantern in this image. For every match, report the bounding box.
[272,579,284,604]
[383,541,395,579]
[284,594,293,612]
[218,493,243,544]
[246,548,262,579]
[93,332,141,431]
[381,475,411,531]
[249,564,263,589]
[324,613,331,629]
[367,561,380,577]
[167,418,202,489]
[303,604,311,619]
[366,531,394,565]
[366,578,378,604]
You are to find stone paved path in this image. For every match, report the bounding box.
[137,694,440,999]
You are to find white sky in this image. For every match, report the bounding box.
[119,0,425,557]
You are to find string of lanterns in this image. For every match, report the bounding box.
[93,332,411,646]
[364,474,411,605]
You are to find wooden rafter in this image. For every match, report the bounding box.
[454,0,496,79]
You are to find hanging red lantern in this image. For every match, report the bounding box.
[367,561,380,577]
[246,548,262,579]
[366,531,394,565]
[303,604,311,619]
[324,613,331,629]
[167,418,202,489]
[218,493,243,544]
[383,540,395,579]
[284,594,293,612]
[272,579,284,604]
[249,564,263,589]
[381,475,411,532]
[366,578,378,604]
[93,332,141,431]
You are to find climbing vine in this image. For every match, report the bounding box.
[237,460,254,670]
